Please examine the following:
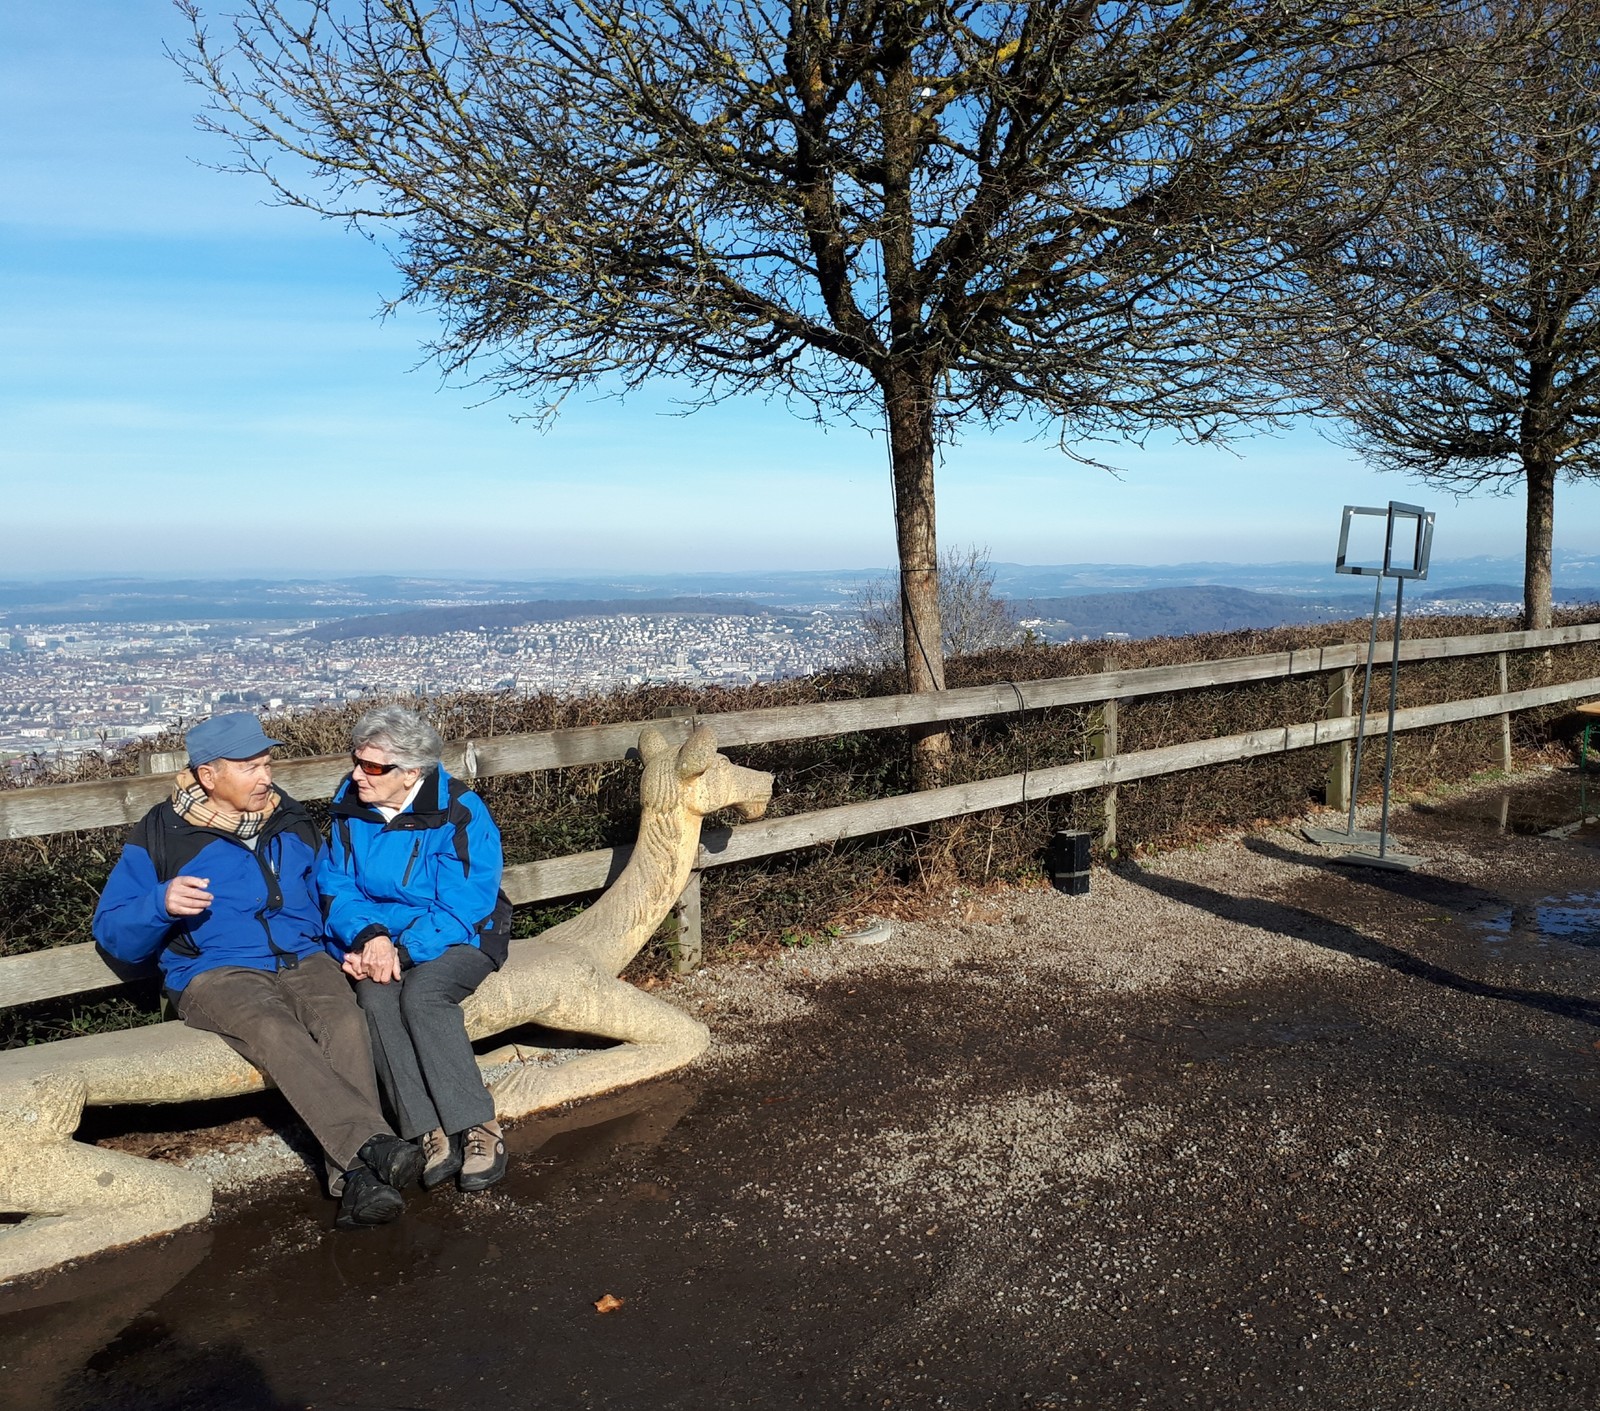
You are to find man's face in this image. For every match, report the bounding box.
[197,750,274,813]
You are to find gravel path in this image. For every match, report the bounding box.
[7,771,1600,1410]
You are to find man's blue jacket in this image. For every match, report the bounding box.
[317,767,509,970]
[92,794,328,994]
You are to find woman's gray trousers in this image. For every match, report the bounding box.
[356,945,497,1139]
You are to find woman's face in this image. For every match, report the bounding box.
[350,739,422,810]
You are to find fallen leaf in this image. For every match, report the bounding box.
[594,1293,625,1314]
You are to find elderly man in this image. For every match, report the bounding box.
[93,713,423,1229]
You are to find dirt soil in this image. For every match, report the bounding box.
[6,770,1600,1411]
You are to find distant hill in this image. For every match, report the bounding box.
[6,565,1600,631]
[1024,585,1373,640]
[1421,583,1600,603]
[0,576,521,627]
[299,597,804,642]
[1420,583,1522,601]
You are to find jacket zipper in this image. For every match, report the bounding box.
[252,834,299,969]
[401,838,422,888]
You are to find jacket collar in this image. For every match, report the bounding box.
[329,766,449,829]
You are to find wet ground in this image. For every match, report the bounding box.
[7,770,1600,1410]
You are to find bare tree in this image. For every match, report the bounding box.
[180,0,1425,781]
[855,544,1018,668]
[1290,0,1600,629]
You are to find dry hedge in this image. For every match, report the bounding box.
[5,610,1596,1046]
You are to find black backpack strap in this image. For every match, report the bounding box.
[147,810,171,885]
[445,775,476,877]
[130,805,181,885]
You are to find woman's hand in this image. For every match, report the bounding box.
[360,934,401,983]
[341,947,367,980]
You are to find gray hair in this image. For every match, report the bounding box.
[351,705,444,771]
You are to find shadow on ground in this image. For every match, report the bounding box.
[1123,842,1600,1029]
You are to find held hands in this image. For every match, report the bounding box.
[164,875,213,917]
[342,934,401,983]
[165,874,404,979]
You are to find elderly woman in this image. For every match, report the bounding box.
[319,705,512,1192]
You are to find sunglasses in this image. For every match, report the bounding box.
[351,753,404,777]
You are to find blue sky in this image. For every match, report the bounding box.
[3,1,1593,580]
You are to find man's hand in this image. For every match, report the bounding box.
[359,934,401,984]
[341,948,367,980]
[164,875,213,917]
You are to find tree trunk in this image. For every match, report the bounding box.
[873,18,948,792]
[1523,458,1555,631]
[884,368,950,788]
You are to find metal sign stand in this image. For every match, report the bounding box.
[1303,572,1384,848]
[1304,501,1435,871]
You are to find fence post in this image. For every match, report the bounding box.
[1497,651,1512,772]
[139,749,186,776]
[671,872,703,974]
[1090,699,1118,853]
[1326,667,1354,810]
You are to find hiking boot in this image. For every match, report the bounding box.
[335,1167,405,1230]
[458,1121,507,1192]
[420,1126,463,1191]
[356,1133,425,1191]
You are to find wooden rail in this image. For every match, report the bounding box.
[6,620,1599,843]
[9,663,1599,1011]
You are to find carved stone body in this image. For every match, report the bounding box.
[0,725,771,1280]
[470,723,771,1116]
[0,1076,212,1281]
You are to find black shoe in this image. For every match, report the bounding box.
[419,1127,464,1191]
[335,1167,405,1230]
[357,1133,425,1191]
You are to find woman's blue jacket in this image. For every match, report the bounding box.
[317,766,509,969]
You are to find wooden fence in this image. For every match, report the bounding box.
[5,620,1599,1014]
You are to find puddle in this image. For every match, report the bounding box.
[1397,772,1600,843]
[1433,788,1584,837]
[0,1079,698,1411]
[1472,891,1600,951]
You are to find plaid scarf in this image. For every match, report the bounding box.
[171,769,280,840]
